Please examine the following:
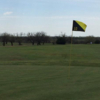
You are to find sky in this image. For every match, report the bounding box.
[0,0,100,36]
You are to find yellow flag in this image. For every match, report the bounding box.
[72,20,87,32]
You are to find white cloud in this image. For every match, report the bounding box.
[3,12,13,15]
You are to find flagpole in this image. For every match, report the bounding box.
[68,20,87,78]
[68,30,73,78]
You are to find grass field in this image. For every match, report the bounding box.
[0,44,100,100]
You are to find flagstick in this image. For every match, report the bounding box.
[68,31,73,78]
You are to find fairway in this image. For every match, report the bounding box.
[0,44,100,100]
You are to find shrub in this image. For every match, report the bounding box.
[56,37,66,44]
[95,40,100,44]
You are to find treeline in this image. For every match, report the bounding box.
[0,32,100,46]
[0,32,50,46]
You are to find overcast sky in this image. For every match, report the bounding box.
[0,0,100,36]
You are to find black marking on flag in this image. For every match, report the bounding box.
[72,20,84,32]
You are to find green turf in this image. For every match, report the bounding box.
[0,44,100,66]
[0,44,100,100]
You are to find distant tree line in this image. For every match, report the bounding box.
[0,32,50,46]
[0,32,100,46]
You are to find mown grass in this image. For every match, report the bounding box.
[0,44,100,66]
[0,44,100,100]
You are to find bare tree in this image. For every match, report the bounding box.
[34,32,42,45]
[27,32,35,45]
[1,33,9,46]
[16,33,23,45]
[34,31,49,45]
[41,32,48,45]
[9,35,15,46]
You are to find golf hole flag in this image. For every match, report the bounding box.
[72,20,87,32]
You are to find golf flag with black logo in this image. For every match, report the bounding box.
[68,20,87,78]
[72,20,87,32]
